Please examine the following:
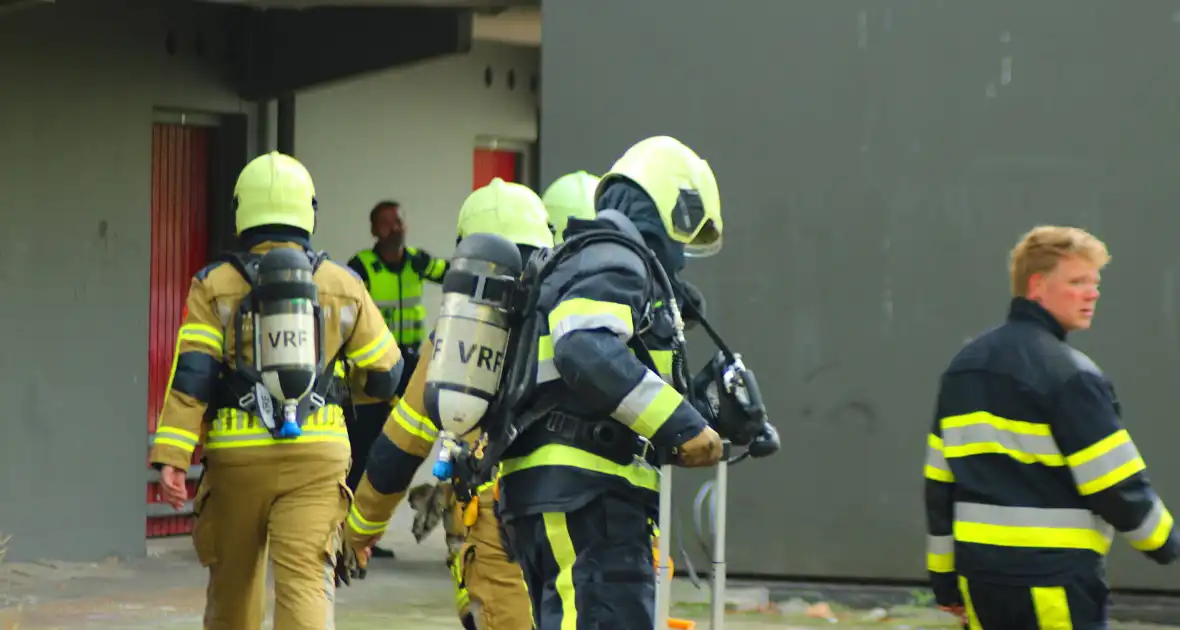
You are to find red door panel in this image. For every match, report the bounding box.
[473,148,520,189]
[147,123,211,538]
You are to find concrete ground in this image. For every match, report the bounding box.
[2,480,1178,629]
[3,530,1178,630]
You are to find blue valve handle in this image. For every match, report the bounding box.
[278,420,303,439]
[432,459,453,481]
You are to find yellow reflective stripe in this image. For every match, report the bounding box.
[953,502,1112,555]
[333,361,346,379]
[178,323,224,352]
[542,512,579,630]
[924,433,955,483]
[205,407,349,449]
[649,350,674,381]
[941,411,1064,466]
[548,298,633,343]
[535,335,560,383]
[926,535,954,573]
[959,576,983,630]
[347,503,387,536]
[427,258,447,279]
[152,426,200,452]
[1125,497,1175,551]
[348,330,394,368]
[500,443,659,491]
[476,477,498,496]
[392,400,439,442]
[613,372,683,439]
[1066,429,1147,495]
[1031,586,1073,629]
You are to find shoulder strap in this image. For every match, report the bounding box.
[219,250,260,286]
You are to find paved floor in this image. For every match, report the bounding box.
[1,484,1177,629]
[3,536,1177,630]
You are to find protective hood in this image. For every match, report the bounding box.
[240,226,312,251]
[596,180,686,275]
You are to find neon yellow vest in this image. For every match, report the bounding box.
[355,248,429,346]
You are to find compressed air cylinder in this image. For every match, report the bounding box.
[424,233,523,436]
[254,247,320,438]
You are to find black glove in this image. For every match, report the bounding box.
[409,250,433,275]
[748,423,780,459]
[334,546,365,588]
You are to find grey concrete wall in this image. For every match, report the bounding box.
[298,41,539,323]
[0,0,254,562]
[541,0,1180,591]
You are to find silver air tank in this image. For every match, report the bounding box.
[424,233,523,437]
[254,247,320,439]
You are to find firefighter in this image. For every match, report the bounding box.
[149,152,404,630]
[924,225,1180,629]
[497,136,726,629]
[345,200,448,557]
[541,170,600,243]
[345,178,551,630]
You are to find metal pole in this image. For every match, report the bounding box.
[654,463,674,629]
[710,443,731,629]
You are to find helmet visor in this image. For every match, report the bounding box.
[684,220,722,258]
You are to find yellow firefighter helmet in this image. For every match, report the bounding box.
[596,136,722,257]
[541,171,601,244]
[233,151,318,235]
[457,178,554,249]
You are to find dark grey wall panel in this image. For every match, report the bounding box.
[0,0,254,562]
[541,0,1180,590]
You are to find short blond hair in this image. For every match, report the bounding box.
[1008,225,1110,296]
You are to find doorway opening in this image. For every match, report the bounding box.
[145,111,248,538]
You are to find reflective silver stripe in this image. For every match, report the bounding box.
[955,502,1110,534]
[339,304,357,339]
[374,296,423,310]
[206,427,348,444]
[536,358,560,384]
[152,428,199,448]
[1125,497,1170,549]
[925,439,951,475]
[942,422,1061,459]
[613,372,671,430]
[1069,437,1142,491]
[927,534,954,555]
[551,313,631,344]
[349,331,393,367]
[395,403,438,439]
[179,326,223,349]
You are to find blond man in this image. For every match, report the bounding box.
[923,226,1178,629]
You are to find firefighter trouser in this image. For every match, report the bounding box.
[446,488,533,630]
[505,494,655,630]
[192,459,352,630]
[959,573,1110,630]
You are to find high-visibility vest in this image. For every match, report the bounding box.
[354,248,441,346]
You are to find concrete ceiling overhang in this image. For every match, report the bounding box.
[195,0,537,8]
[194,0,540,47]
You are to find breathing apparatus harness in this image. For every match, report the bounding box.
[213,247,347,440]
[442,211,778,503]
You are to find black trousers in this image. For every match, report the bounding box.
[345,402,392,491]
[960,573,1110,630]
[505,494,655,630]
